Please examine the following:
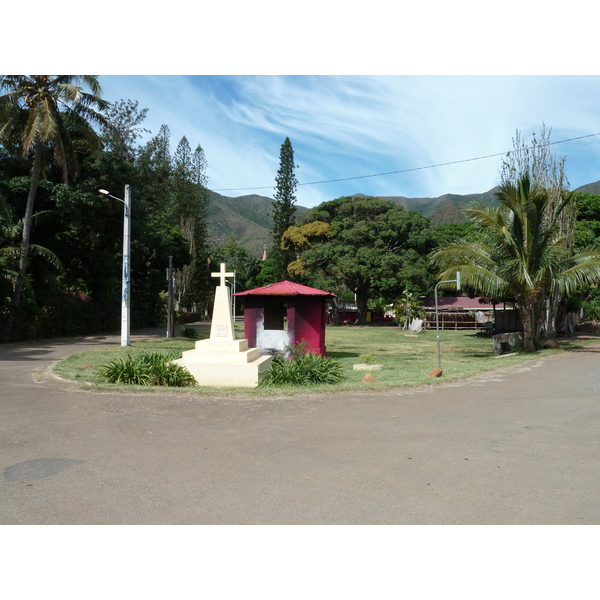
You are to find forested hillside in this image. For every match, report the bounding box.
[208,180,600,255]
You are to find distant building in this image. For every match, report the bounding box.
[420,297,520,332]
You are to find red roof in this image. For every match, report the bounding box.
[421,296,497,310]
[234,280,336,297]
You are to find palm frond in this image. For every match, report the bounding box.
[28,243,63,271]
[556,247,600,295]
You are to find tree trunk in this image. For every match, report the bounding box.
[2,142,43,341]
[330,296,339,325]
[519,302,536,352]
[355,287,369,325]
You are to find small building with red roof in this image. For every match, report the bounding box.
[234,281,336,355]
[419,296,519,332]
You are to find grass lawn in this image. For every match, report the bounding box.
[52,323,597,396]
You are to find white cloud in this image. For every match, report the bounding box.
[98,75,600,207]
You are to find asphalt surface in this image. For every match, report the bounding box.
[1,329,599,524]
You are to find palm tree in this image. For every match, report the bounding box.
[0,196,62,304]
[430,175,600,352]
[0,75,108,340]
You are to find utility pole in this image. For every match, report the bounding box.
[98,185,131,346]
[166,255,174,338]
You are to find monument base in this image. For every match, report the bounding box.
[174,338,272,388]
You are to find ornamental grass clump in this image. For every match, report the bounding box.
[178,325,199,339]
[259,353,344,386]
[100,352,196,387]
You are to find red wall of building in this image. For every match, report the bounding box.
[242,296,328,355]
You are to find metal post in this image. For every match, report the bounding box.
[166,255,174,338]
[121,185,131,347]
[434,271,461,372]
[435,282,442,370]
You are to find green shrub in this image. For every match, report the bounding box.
[259,353,344,386]
[285,340,309,359]
[179,325,199,339]
[100,352,196,386]
[359,353,377,365]
[582,298,600,321]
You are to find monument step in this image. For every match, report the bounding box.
[194,338,249,352]
[179,346,260,364]
[173,355,273,388]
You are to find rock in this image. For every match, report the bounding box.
[492,332,523,354]
[361,373,375,383]
[428,368,443,377]
[542,339,558,349]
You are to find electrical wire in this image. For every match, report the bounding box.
[213,131,600,193]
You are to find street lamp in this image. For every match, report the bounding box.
[434,271,461,374]
[99,185,131,347]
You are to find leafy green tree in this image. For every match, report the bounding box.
[570,192,600,321]
[271,137,298,279]
[432,222,478,249]
[130,126,192,324]
[102,99,149,162]
[297,196,436,324]
[430,175,600,352]
[0,75,108,340]
[573,192,600,249]
[500,126,573,337]
[0,195,61,306]
[281,220,333,279]
[255,257,278,288]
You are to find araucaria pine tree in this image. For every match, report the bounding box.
[271,137,298,280]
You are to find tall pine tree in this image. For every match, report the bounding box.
[271,137,298,281]
[172,137,210,312]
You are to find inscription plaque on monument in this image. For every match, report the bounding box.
[215,324,228,337]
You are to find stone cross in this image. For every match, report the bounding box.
[211,262,234,287]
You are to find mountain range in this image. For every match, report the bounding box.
[208,181,600,257]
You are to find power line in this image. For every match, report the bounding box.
[213,131,600,193]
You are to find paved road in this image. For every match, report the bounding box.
[1,331,599,524]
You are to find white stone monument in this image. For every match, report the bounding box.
[173,263,272,387]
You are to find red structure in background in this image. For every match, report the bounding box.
[234,281,336,355]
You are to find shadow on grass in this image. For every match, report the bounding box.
[327,351,362,359]
[562,344,600,353]
[460,352,497,359]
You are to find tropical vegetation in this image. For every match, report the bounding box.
[259,352,344,386]
[430,174,600,351]
[0,75,108,340]
[286,195,437,324]
[0,77,211,341]
[100,351,196,386]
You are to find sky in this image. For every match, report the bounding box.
[97,74,600,208]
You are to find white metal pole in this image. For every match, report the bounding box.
[434,272,461,372]
[122,184,131,346]
[435,281,442,370]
